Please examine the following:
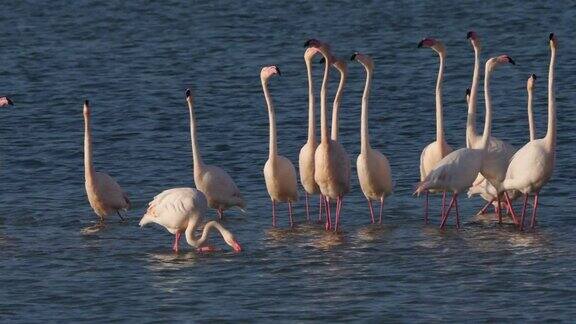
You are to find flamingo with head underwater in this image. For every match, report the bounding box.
[0,96,13,107]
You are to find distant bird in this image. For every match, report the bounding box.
[415,55,516,228]
[83,100,130,222]
[261,65,299,228]
[298,47,322,222]
[501,34,558,230]
[0,96,14,107]
[351,52,393,224]
[139,188,242,253]
[185,89,245,220]
[305,39,351,232]
[417,38,453,224]
[464,31,516,221]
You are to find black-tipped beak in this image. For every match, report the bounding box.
[531,74,537,80]
[275,66,281,76]
[350,53,357,61]
[185,89,191,98]
[84,99,89,106]
[549,33,554,40]
[466,88,471,95]
[319,57,325,64]
[304,39,315,47]
[417,40,424,48]
[466,31,472,39]
[507,56,516,65]
[6,97,14,105]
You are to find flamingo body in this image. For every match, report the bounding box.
[264,156,299,203]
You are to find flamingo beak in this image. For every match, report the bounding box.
[232,240,242,252]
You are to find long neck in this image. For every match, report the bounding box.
[466,45,481,147]
[545,46,556,148]
[435,51,446,144]
[262,78,277,159]
[305,59,316,144]
[527,85,535,141]
[320,55,330,143]
[185,220,227,248]
[360,64,372,154]
[84,114,95,186]
[187,99,203,174]
[481,64,493,150]
[331,66,346,141]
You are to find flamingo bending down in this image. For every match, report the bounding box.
[501,34,558,230]
[185,89,245,220]
[0,96,14,107]
[417,38,453,224]
[298,48,322,222]
[261,66,299,228]
[305,39,351,232]
[139,188,242,253]
[415,55,516,228]
[463,31,516,221]
[351,52,393,224]
[83,100,130,222]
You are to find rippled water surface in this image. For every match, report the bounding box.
[1,1,575,322]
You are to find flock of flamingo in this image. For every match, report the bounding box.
[0,32,558,253]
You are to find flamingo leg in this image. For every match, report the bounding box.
[334,196,343,232]
[455,194,461,229]
[379,197,384,225]
[367,199,375,224]
[424,190,429,224]
[530,192,539,230]
[325,197,332,231]
[478,199,494,215]
[520,193,529,231]
[504,192,519,226]
[496,195,502,224]
[439,194,456,229]
[173,232,181,252]
[288,202,294,228]
[116,211,125,222]
[440,191,447,221]
[305,193,310,222]
[272,200,276,228]
[317,195,324,224]
[217,209,224,220]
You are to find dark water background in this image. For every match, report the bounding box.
[0,0,575,322]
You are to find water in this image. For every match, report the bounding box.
[1,1,575,321]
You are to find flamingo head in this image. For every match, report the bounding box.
[0,97,14,108]
[467,31,481,48]
[418,38,445,54]
[304,39,332,61]
[527,74,537,90]
[549,33,558,49]
[260,65,281,81]
[185,88,193,101]
[222,231,242,253]
[304,47,320,62]
[351,52,374,70]
[487,55,515,72]
[83,99,90,116]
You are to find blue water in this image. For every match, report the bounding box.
[1,1,575,322]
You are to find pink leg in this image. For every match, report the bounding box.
[288,202,294,228]
[439,194,456,229]
[378,197,384,225]
[440,191,447,221]
[454,194,461,229]
[504,192,519,226]
[530,192,539,229]
[367,199,375,224]
[478,199,494,215]
[317,195,324,224]
[334,195,343,232]
[496,195,502,224]
[173,231,181,252]
[520,194,529,231]
[305,193,310,222]
[272,200,276,227]
[424,190,429,224]
[325,197,332,231]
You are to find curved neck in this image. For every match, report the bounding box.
[319,55,330,143]
[84,113,95,185]
[185,220,227,248]
[305,59,316,144]
[466,46,481,147]
[331,66,346,141]
[187,98,203,174]
[435,51,446,144]
[527,86,535,141]
[481,63,493,149]
[262,78,277,159]
[545,46,556,148]
[360,64,372,154]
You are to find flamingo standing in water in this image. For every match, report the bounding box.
[463,31,516,222]
[185,89,245,220]
[417,38,453,224]
[83,100,130,222]
[351,52,393,224]
[0,97,13,107]
[305,39,351,232]
[501,34,558,230]
[415,55,516,228]
[298,47,322,222]
[139,188,242,253]
[261,66,299,228]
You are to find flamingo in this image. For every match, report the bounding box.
[415,55,516,229]
[305,39,351,232]
[351,52,393,224]
[139,188,242,253]
[261,65,299,228]
[83,100,130,222]
[298,47,322,222]
[185,89,245,220]
[0,96,13,107]
[501,34,558,230]
[417,38,453,224]
[464,31,516,221]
